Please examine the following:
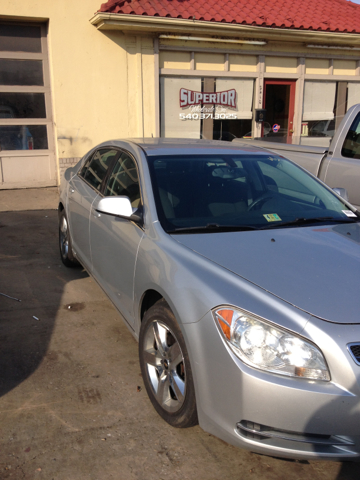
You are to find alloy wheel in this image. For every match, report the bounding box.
[142,320,186,413]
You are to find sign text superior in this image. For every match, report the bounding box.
[180,88,237,108]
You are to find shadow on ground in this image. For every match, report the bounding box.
[0,209,88,397]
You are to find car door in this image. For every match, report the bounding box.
[68,148,118,270]
[322,112,360,210]
[89,149,144,327]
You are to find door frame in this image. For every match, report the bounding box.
[263,79,296,138]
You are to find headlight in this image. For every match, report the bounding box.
[213,307,330,381]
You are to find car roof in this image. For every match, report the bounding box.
[103,138,273,157]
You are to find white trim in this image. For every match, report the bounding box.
[294,58,305,138]
[253,55,264,137]
[154,37,160,137]
[159,44,360,60]
[190,51,195,70]
[160,69,258,78]
[307,44,360,51]
[158,34,266,45]
[225,53,229,72]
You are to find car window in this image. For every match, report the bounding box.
[104,152,141,208]
[147,154,355,233]
[79,148,118,190]
[258,160,316,202]
[342,112,360,159]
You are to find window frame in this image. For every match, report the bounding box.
[0,21,54,153]
[78,147,144,209]
[78,148,121,192]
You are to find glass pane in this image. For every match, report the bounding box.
[0,59,43,86]
[0,125,48,150]
[105,153,140,207]
[0,93,46,118]
[213,119,252,141]
[264,84,290,137]
[147,155,353,233]
[342,112,360,159]
[82,149,118,190]
[0,24,41,53]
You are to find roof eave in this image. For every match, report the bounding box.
[90,12,360,45]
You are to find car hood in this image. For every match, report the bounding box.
[172,223,360,324]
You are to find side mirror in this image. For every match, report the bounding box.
[64,167,74,181]
[96,196,143,224]
[333,188,349,202]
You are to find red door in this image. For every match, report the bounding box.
[263,80,296,139]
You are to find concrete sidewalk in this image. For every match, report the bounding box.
[0,187,59,212]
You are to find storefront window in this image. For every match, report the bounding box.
[300,81,336,146]
[213,78,253,140]
[160,76,255,141]
[347,83,360,112]
[300,81,360,147]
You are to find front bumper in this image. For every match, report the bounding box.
[182,311,360,460]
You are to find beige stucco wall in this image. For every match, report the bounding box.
[1,1,157,165]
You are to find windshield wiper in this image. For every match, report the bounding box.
[259,216,359,230]
[168,223,260,234]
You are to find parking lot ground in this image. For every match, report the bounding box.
[0,192,359,479]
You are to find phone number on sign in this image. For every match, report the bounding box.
[180,113,238,120]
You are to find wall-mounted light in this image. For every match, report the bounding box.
[159,35,267,46]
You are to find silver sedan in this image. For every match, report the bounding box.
[59,139,360,461]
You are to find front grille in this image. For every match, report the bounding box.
[348,343,360,366]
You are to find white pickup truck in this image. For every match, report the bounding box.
[234,104,360,210]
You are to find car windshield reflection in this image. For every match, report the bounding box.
[147,154,359,233]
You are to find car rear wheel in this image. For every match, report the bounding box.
[59,210,78,268]
[139,299,198,428]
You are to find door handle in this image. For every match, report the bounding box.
[70,188,75,194]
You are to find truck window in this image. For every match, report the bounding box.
[342,112,360,159]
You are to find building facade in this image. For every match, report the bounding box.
[1,0,360,188]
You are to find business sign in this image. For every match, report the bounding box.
[180,88,236,108]
[179,88,238,120]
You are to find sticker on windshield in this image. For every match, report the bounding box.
[342,210,357,218]
[263,214,282,222]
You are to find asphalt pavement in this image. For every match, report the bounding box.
[0,187,358,479]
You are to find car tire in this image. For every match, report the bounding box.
[139,299,198,428]
[59,210,78,268]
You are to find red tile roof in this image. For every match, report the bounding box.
[99,0,360,34]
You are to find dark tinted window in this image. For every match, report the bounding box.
[147,154,354,232]
[0,59,43,86]
[0,125,47,150]
[0,93,46,118]
[104,152,140,208]
[342,112,360,159]
[0,24,41,53]
[80,149,118,190]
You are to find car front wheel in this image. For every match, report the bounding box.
[59,210,78,268]
[139,299,198,428]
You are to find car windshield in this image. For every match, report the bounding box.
[147,153,359,233]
